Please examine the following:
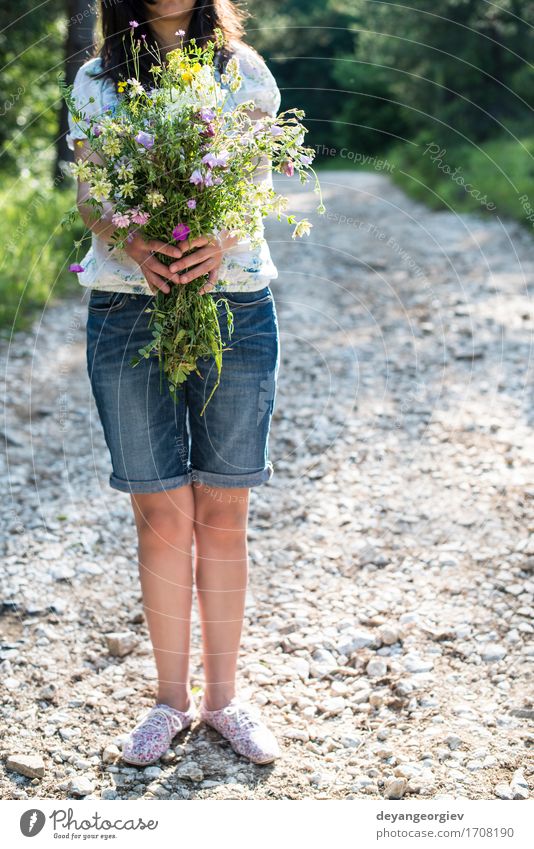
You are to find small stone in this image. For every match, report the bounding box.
[105,631,138,658]
[319,696,346,715]
[403,654,434,673]
[176,762,203,782]
[444,734,462,750]
[377,624,400,646]
[384,777,407,799]
[144,766,163,779]
[480,644,507,661]
[6,754,45,779]
[101,789,119,799]
[494,782,513,800]
[102,745,121,764]
[366,658,388,678]
[68,776,94,796]
[38,684,57,701]
[283,728,310,742]
[336,629,376,654]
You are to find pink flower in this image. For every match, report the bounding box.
[281,159,294,177]
[186,199,197,209]
[69,263,84,273]
[130,208,151,225]
[129,20,139,28]
[172,223,191,241]
[111,212,131,228]
[175,29,185,37]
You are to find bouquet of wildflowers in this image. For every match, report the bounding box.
[64,26,324,414]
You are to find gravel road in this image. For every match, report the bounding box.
[1,170,532,800]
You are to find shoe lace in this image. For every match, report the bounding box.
[223,701,261,734]
[134,706,180,738]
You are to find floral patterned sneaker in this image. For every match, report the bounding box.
[121,700,196,766]
[200,696,281,764]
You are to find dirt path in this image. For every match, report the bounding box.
[1,170,533,800]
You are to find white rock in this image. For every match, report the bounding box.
[105,631,138,658]
[480,644,506,661]
[494,782,513,800]
[102,745,121,764]
[403,654,434,673]
[378,625,400,646]
[6,754,45,779]
[336,629,376,654]
[68,776,94,796]
[384,777,407,799]
[144,766,163,779]
[319,696,346,715]
[366,658,388,678]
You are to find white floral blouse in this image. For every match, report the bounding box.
[66,40,281,294]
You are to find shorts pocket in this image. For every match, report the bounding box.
[88,290,130,314]
[214,288,272,309]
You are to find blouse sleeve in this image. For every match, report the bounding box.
[65,59,115,151]
[230,43,281,118]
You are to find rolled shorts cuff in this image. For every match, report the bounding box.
[190,461,274,489]
[109,471,192,494]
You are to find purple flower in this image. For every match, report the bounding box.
[129,20,139,28]
[69,263,84,273]
[172,223,191,241]
[200,123,215,138]
[186,198,197,209]
[135,131,154,149]
[203,170,214,187]
[300,154,313,166]
[270,125,284,137]
[175,29,186,37]
[199,108,215,122]
[93,123,102,137]
[201,152,217,169]
[189,169,203,186]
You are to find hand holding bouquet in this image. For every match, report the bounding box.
[64,26,324,414]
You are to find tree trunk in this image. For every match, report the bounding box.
[54,0,97,183]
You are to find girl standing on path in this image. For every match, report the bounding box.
[67,0,281,766]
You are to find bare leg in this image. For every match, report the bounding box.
[192,482,250,711]
[130,485,195,712]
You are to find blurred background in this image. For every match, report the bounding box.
[0,0,533,330]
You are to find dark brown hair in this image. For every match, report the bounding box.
[93,0,249,86]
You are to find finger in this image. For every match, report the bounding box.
[144,270,171,294]
[183,235,211,252]
[179,257,218,284]
[146,239,183,259]
[145,256,183,283]
[198,265,220,295]
[169,245,218,273]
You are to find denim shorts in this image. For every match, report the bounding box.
[85,285,280,493]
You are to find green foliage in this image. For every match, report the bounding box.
[385,130,534,226]
[0,178,86,332]
[0,0,65,176]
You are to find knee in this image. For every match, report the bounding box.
[193,503,248,543]
[135,507,193,547]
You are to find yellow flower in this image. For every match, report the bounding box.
[181,70,193,83]
[192,62,202,73]
[117,80,127,93]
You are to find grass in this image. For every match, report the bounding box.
[315,133,534,233]
[0,176,86,334]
